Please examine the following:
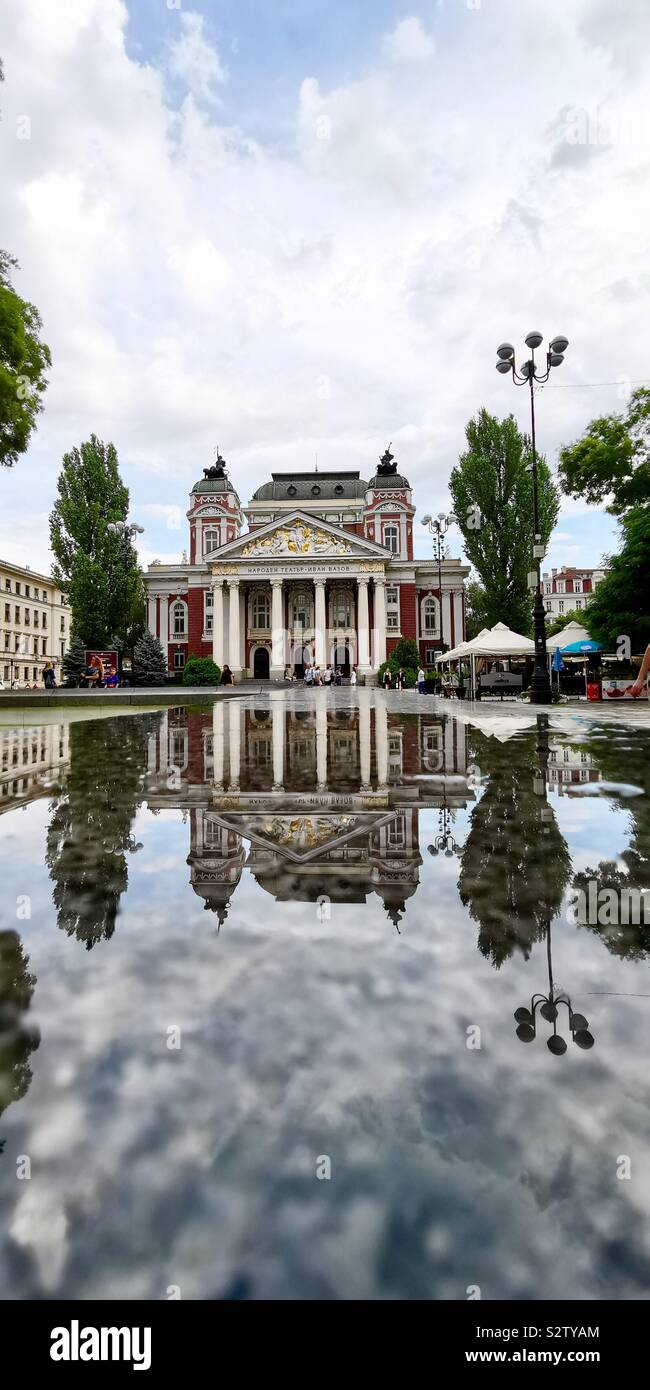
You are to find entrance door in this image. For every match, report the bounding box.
[253,646,270,679]
[333,643,351,677]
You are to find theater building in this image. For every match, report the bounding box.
[144,447,469,680]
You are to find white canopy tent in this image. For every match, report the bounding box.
[435,623,534,697]
[545,620,591,652]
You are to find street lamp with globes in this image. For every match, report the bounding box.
[495,332,569,704]
[421,511,456,653]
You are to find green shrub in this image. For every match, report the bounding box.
[390,637,421,670]
[181,656,221,686]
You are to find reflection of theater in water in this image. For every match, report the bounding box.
[146,697,473,928]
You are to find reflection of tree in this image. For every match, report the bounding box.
[0,931,40,1126]
[459,723,572,968]
[572,735,650,959]
[45,717,152,948]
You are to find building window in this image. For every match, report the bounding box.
[60,641,65,658]
[14,607,20,624]
[34,612,39,627]
[4,634,9,650]
[574,579,582,593]
[60,615,65,632]
[386,586,400,631]
[575,599,582,610]
[25,584,30,598]
[421,595,439,636]
[16,583,21,595]
[383,523,399,554]
[545,600,552,612]
[558,600,565,615]
[172,601,187,636]
[203,526,221,557]
[42,638,47,654]
[557,580,565,593]
[251,590,271,630]
[42,613,47,628]
[173,650,185,670]
[4,579,10,591]
[291,591,310,629]
[425,646,437,664]
[544,582,551,594]
[3,605,9,622]
[204,590,213,633]
[331,589,352,628]
[24,608,30,625]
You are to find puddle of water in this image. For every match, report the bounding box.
[1,693,649,1300]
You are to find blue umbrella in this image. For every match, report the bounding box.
[552,647,565,672]
[560,639,602,654]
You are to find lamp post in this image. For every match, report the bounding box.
[495,332,569,704]
[421,512,455,652]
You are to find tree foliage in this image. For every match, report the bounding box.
[545,607,586,637]
[583,507,650,653]
[0,929,40,1122]
[450,409,560,636]
[0,250,51,468]
[49,435,145,647]
[61,635,87,685]
[558,386,650,515]
[133,629,168,686]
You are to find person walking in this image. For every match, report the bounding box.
[323,665,332,687]
[382,667,393,691]
[334,667,342,686]
[349,667,357,688]
[395,667,406,691]
[43,663,57,690]
[220,664,234,686]
[417,666,426,694]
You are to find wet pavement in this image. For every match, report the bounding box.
[0,689,649,1299]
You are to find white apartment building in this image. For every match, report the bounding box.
[541,565,607,622]
[0,558,71,686]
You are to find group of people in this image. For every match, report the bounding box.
[293,664,355,687]
[382,666,428,692]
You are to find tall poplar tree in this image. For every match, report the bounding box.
[450,409,560,635]
[49,435,145,648]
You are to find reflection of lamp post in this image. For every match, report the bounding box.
[495,332,569,704]
[514,920,595,1054]
[427,725,463,856]
[513,712,594,1054]
[421,513,455,652]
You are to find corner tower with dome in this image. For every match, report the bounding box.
[143,446,469,680]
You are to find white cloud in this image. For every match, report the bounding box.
[381,17,435,64]
[167,12,227,100]
[0,0,643,578]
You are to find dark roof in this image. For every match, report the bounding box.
[192,476,234,494]
[252,471,369,502]
[366,473,411,489]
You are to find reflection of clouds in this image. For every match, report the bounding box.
[1,722,650,1298]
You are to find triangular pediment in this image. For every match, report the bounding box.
[208,510,390,563]
[210,810,395,863]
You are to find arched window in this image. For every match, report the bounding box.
[203,526,221,556]
[251,590,271,630]
[421,596,439,636]
[173,601,187,636]
[331,588,352,628]
[291,590,310,629]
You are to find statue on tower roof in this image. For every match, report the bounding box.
[377,443,397,475]
[203,446,227,481]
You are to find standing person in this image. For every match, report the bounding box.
[220,663,234,686]
[334,667,342,687]
[417,666,426,694]
[349,667,357,688]
[630,644,650,697]
[43,663,57,690]
[395,667,405,691]
[323,665,332,688]
[382,667,393,691]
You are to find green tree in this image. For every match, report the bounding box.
[133,629,167,686]
[0,250,51,468]
[465,580,490,640]
[61,635,86,685]
[583,507,650,652]
[182,656,221,686]
[450,409,560,635]
[0,930,40,1125]
[49,435,145,647]
[558,386,650,515]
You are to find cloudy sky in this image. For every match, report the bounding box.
[2,0,649,576]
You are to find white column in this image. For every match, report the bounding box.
[314,579,326,669]
[357,578,370,672]
[316,698,328,787]
[454,590,464,645]
[358,689,371,790]
[272,700,285,788]
[212,580,224,667]
[213,700,225,788]
[239,586,246,674]
[373,578,387,670]
[228,580,241,676]
[228,700,241,789]
[147,595,157,637]
[159,594,169,647]
[271,579,285,679]
[375,700,388,788]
